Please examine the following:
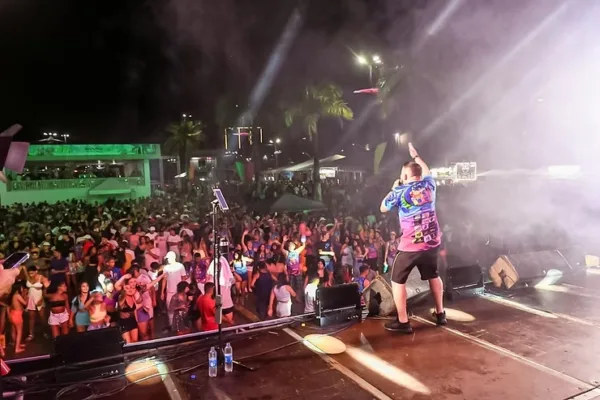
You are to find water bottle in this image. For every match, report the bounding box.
[224,343,233,373]
[208,346,218,377]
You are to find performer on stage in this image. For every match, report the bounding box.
[380,143,447,333]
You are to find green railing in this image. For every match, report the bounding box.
[7,177,145,192]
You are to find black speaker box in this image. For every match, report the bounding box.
[443,264,484,300]
[54,327,124,365]
[53,327,124,382]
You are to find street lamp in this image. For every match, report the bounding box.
[275,138,281,144]
[356,54,382,85]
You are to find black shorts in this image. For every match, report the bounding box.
[391,247,440,284]
[223,307,234,315]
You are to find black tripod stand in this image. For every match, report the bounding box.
[210,194,254,374]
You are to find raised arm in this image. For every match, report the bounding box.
[143,273,166,290]
[241,230,249,253]
[408,142,430,177]
[115,273,131,291]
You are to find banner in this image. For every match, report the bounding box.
[234,161,245,183]
[188,163,195,181]
[245,162,254,182]
[373,142,387,175]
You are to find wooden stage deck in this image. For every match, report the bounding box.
[10,270,600,400]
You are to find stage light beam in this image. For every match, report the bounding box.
[345,346,431,395]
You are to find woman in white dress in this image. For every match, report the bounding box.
[25,265,50,341]
[268,273,296,318]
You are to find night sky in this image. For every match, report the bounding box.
[0,0,597,168]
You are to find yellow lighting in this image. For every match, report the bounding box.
[303,334,346,355]
[587,268,600,276]
[346,346,431,395]
[125,359,165,386]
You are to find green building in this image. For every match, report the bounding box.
[0,144,161,205]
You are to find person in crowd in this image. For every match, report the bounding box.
[9,281,28,354]
[86,289,110,331]
[190,252,208,294]
[250,261,273,320]
[49,247,68,291]
[354,265,371,295]
[268,272,296,318]
[384,231,400,274]
[118,278,143,344]
[166,228,182,259]
[280,235,306,314]
[134,236,147,265]
[25,266,50,342]
[83,245,100,291]
[70,281,91,332]
[304,274,319,314]
[162,251,188,327]
[144,239,161,271]
[46,281,70,338]
[230,250,252,296]
[365,237,379,273]
[317,231,335,274]
[169,281,191,335]
[207,252,235,325]
[196,282,217,332]
[125,267,166,340]
[352,239,367,278]
[340,236,354,282]
[103,278,118,327]
[181,235,194,264]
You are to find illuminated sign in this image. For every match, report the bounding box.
[431,167,453,179]
[453,162,477,181]
[27,144,161,160]
[319,167,337,179]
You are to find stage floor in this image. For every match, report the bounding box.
[12,269,600,400]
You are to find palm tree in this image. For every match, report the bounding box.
[284,83,353,200]
[164,120,206,189]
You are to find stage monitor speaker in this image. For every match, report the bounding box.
[316,283,361,327]
[489,249,572,289]
[54,327,123,364]
[316,283,361,315]
[362,269,430,317]
[54,327,124,382]
[443,264,484,300]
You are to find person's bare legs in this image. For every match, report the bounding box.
[27,310,36,340]
[14,317,25,353]
[428,277,444,314]
[138,321,149,341]
[391,282,408,323]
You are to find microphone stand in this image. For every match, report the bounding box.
[211,200,254,374]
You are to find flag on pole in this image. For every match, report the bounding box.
[234,161,245,183]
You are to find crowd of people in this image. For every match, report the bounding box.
[0,180,405,359]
